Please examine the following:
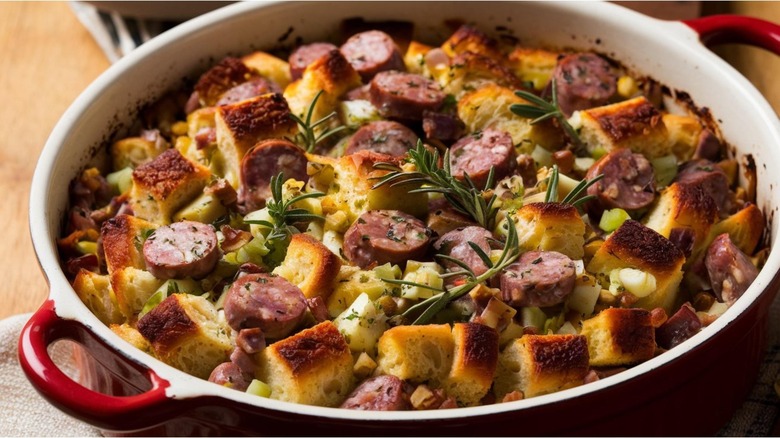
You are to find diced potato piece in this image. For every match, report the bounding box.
[577,96,670,159]
[580,307,655,366]
[326,265,395,317]
[333,293,389,353]
[457,83,563,154]
[567,273,601,317]
[400,261,444,300]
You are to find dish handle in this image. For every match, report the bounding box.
[684,14,780,55]
[17,299,178,431]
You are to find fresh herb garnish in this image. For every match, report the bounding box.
[382,218,521,325]
[372,141,500,229]
[243,172,325,242]
[289,90,348,152]
[510,78,584,151]
[543,164,604,207]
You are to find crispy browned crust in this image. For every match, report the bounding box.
[601,308,655,358]
[589,97,663,143]
[132,149,202,200]
[670,182,718,222]
[100,214,155,274]
[443,25,501,59]
[269,321,350,377]
[521,202,580,220]
[347,150,403,179]
[195,57,255,106]
[604,220,684,272]
[452,322,499,380]
[217,93,296,145]
[137,294,197,352]
[286,233,342,300]
[523,334,589,377]
[451,51,523,90]
[306,49,361,95]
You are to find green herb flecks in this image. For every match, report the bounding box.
[511,78,584,151]
[542,164,604,207]
[289,90,348,152]
[372,141,499,230]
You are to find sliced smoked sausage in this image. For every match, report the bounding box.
[223,273,308,339]
[143,220,220,280]
[340,375,412,411]
[586,148,656,212]
[704,233,758,306]
[498,250,576,308]
[675,159,729,213]
[551,52,617,117]
[340,30,405,82]
[434,226,495,278]
[216,78,282,106]
[238,139,309,213]
[369,71,446,120]
[344,120,419,156]
[343,210,433,269]
[449,129,517,190]
[288,42,339,81]
[208,362,251,391]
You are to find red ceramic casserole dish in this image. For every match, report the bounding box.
[18,1,780,435]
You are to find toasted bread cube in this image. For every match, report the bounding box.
[494,334,589,399]
[404,40,434,74]
[284,49,361,123]
[663,114,704,161]
[129,148,212,224]
[273,233,342,301]
[110,267,164,319]
[110,323,151,353]
[376,324,454,384]
[311,152,428,224]
[110,136,168,170]
[458,84,563,153]
[100,214,158,275]
[708,203,764,255]
[241,50,292,90]
[577,96,670,159]
[643,182,719,258]
[441,25,500,59]
[502,202,586,260]
[444,52,523,100]
[580,307,655,366]
[194,57,255,107]
[442,323,499,406]
[258,321,354,407]
[587,220,684,313]
[506,46,560,91]
[72,269,124,325]
[136,293,232,379]
[214,93,297,187]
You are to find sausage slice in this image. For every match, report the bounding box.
[343,210,433,269]
[434,226,495,278]
[340,375,412,411]
[498,250,576,308]
[675,159,729,213]
[223,273,308,339]
[449,129,517,190]
[586,148,656,212]
[288,42,339,81]
[238,139,308,213]
[344,120,419,157]
[704,233,758,306]
[143,220,221,280]
[340,30,405,82]
[550,52,618,117]
[369,71,446,120]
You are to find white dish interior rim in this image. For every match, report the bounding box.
[28,0,780,423]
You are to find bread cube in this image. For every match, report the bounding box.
[502,202,586,260]
[587,220,684,313]
[100,214,158,275]
[110,136,168,170]
[576,96,670,159]
[376,324,454,384]
[643,182,719,259]
[110,267,164,319]
[441,25,501,60]
[403,40,434,74]
[708,203,764,255]
[506,47,560,91]
[129,148,212,224]
[494,334,589,399]
[442,322,499,406]
[257,321,354,407]
[457,83,563,153]
[194,57,255,107]
[136,293,232,379]
[273,233,342,301]
[214,93,297,187]
[663,113,704,161]
[110,323,151,353]
[241,50,292,90]
[444,52,524,100]
[72,269,124,325]
[580,307,656,366]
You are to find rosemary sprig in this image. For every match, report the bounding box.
[542,164,604,207]
[383,218,520,325]
[510,78,584,151]
[372,141,500,230]
[243,172,325,242]
[289,90,347,152]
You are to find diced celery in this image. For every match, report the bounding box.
[75,240,98,255]
[556,321,579,335]
[173,192,227,224]
[106,167,134,195]
[498,320,525,347]
[521,306,547,331]
[246,379,272,398]
[591,147,607,160]
[573,157,595,174]
[373,263,402,281]
[599,208,630,232]
[400,261,443,300]
[236,235,270,264]
[139,289,168,317]
[651,154,678,187]
[244,208,274,238]
[155,278,203,296]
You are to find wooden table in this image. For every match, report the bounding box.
[0,1,779,432]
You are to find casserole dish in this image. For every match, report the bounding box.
[18,1,780,435]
